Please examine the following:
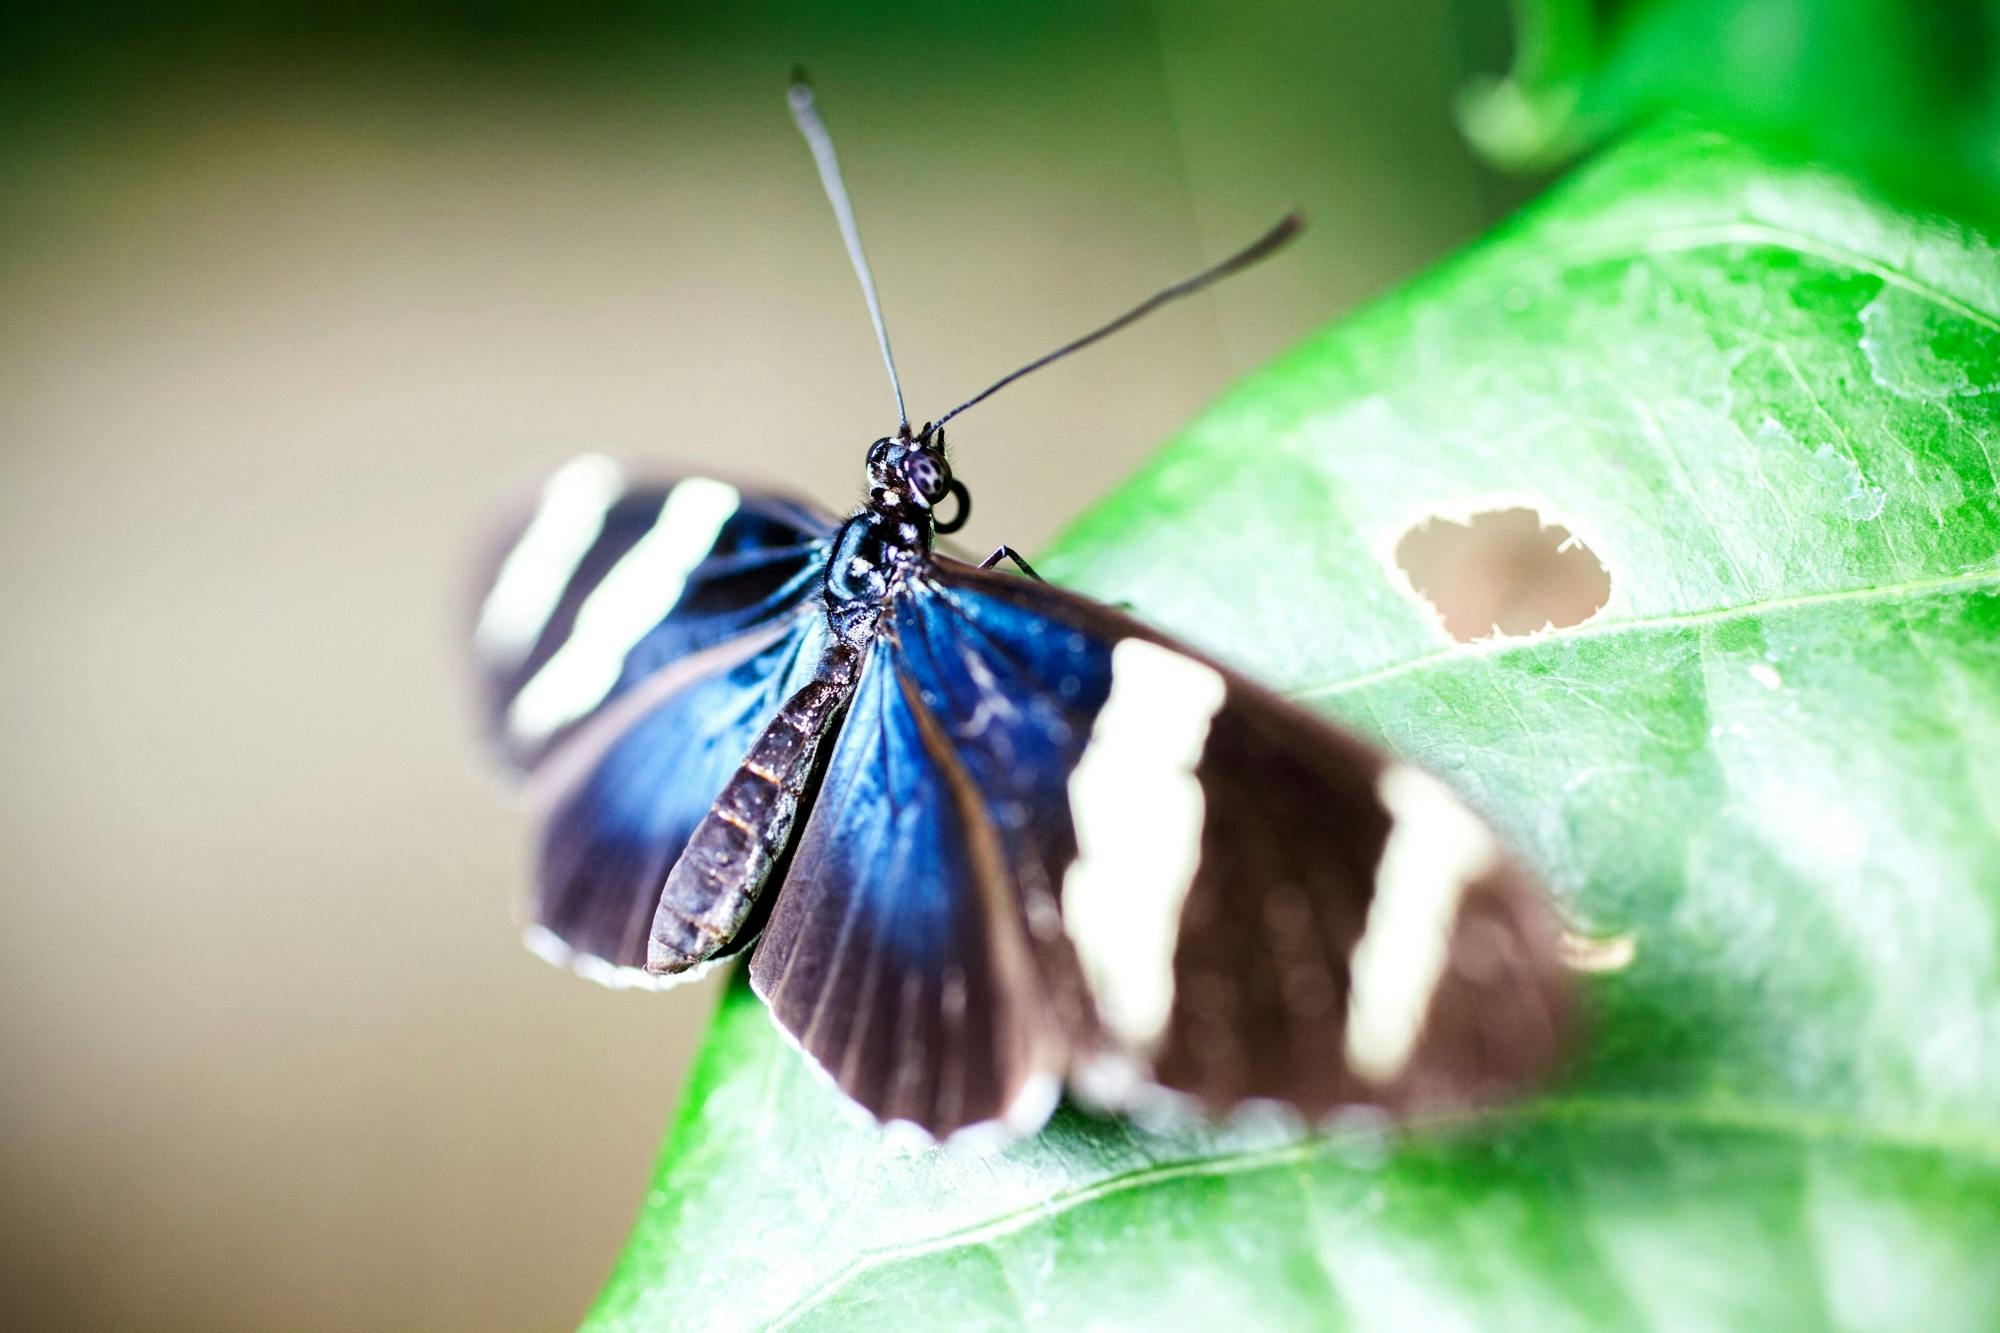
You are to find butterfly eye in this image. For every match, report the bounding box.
[900,452,950,505]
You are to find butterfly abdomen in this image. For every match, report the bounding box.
[647,640,865,974]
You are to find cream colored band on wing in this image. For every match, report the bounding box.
[475,454,625,664]
[1061,638,1227,1050]
[506,477,740,747]
[1343,764,1499,1082]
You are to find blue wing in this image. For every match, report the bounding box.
[469,456,838,775]
[748,560,1113,1139]
[528,613,834,982]
[750,558,1568,1136]
[466,456,843,982]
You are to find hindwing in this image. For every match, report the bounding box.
[750,556,1568,1137]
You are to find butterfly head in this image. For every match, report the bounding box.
[865,426,968,534]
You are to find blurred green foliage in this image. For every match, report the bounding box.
[1462,0,2000,225]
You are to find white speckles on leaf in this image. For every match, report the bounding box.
[1859,286,2000,401]
[1812,444,1889,521]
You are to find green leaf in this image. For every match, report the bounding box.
[1463,0,2000,228]
[587,128,2000,1331]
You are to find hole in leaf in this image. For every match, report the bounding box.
[1393,507,1609,643]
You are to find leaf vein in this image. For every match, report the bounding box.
[1295,567,2000,702]
[1532,221,2000,331]
[764,1092,2000,1327]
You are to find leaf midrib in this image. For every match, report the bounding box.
[765,1091,2000,1327]
[1294,566,2000,702]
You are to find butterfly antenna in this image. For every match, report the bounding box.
[931,212,1302,432]
[788,70,909,436]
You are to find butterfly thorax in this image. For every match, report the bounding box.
[822,428,962,638]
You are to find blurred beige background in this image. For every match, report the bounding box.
[0,4,1525,1328]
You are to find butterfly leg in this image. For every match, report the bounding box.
[977,545,1043,581]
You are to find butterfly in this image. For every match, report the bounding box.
[467,76,1570,1145]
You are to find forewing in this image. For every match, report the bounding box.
[911,559,1569,1124]
[468,455,839,774]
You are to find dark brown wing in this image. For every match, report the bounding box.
[747,556,1569,1136]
